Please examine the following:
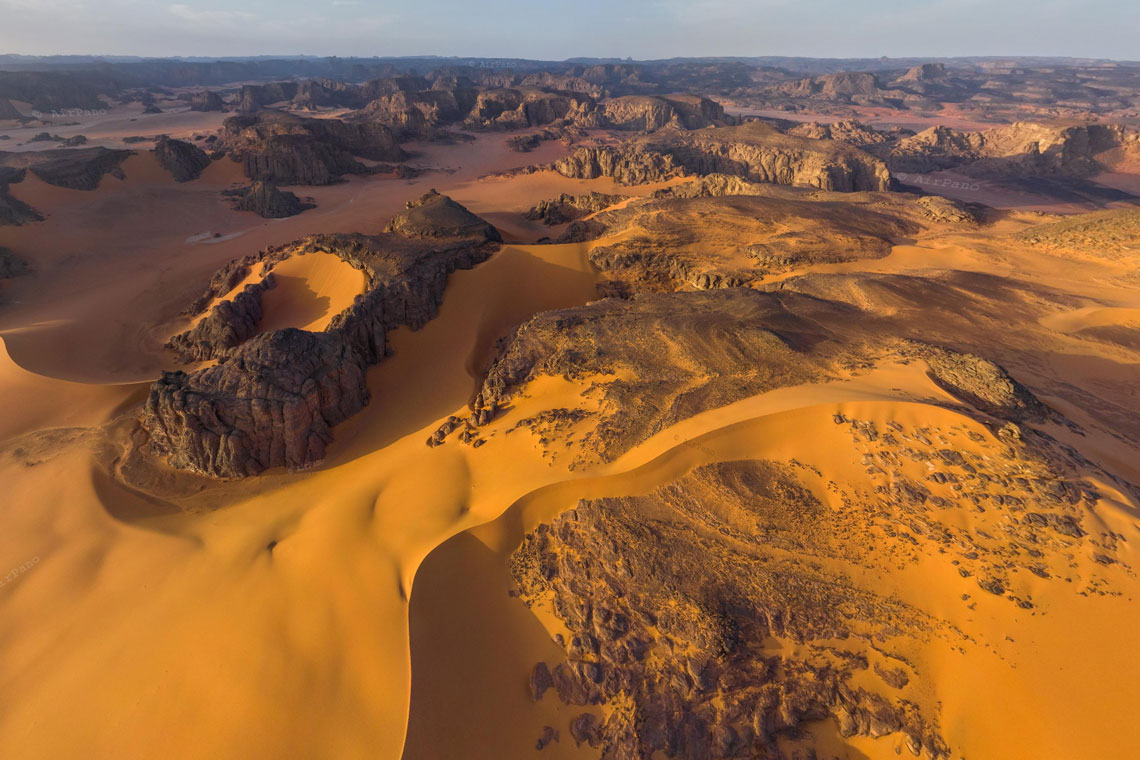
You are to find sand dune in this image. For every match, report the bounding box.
[2,125,1140,760]
[258,252,368,334]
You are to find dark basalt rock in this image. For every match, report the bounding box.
[224,181,313,218]
[142,193,500,477]
[153,137,211,182]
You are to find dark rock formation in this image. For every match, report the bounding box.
[220,110,407,185]
[510,460,950,759]
[0,246,31,278]
[153,137,211,182]
[237,82,300,113]
[224,181,313,218]
[477,289,861,463]
[188,90,224,112]
[0,167,43,226]
[384,189,502,241]
[0,98,23,120]
[167,275,276,363]
[910,343,1051,422]
[0,147,133,190]
[27,132,64,143]
[524,192,625,225]
[141,193,500,477]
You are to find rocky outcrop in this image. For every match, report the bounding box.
[383,189,502,241]
[553,145,682,185]
[166,275,276,363]
[0,147,133,190]
[554,192,911,296]
[0,98,23,120]
[787,119,896,148]
[511,460,951,759]
[0,246,31,278]
[220,110,407,185]
[224,181,313,218]
[0,167,43,226]
[237,82,300,112]
[552,122,893,192]
[914,194,985,225]
[476,289,862,463]
[524,192,625,225]
[598,94,730,131]
[188,90,224,112]
[911,342,1052,422]
[153,137,211,182]
[877,122,1138,177]
[141,193,500,477]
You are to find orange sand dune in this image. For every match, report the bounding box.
[257,252,368,334]
[2,134,1140,760]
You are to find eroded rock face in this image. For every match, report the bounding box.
[142,193,500,477]
[153,137,212,182]
[876,122,1138,177]
[524,192,626,225]
[188,90,224,112]
[552,122,892,192]
[219,110,407,185]
[166,275,276,363]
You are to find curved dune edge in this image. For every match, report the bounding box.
[403,359,1140,760]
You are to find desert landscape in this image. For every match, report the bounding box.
[1,20,1140,760]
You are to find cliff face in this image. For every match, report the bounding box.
[599,94,730,131]
[879,122,1138,176]
[142,193,500,477]
[553,122,892,192]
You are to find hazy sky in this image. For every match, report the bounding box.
[1,0,1137,60]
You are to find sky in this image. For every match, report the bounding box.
[0,0,1137,61]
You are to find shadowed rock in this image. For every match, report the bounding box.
[142,193,500,477]
[224,181,313,218]
[154,137,211,182]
